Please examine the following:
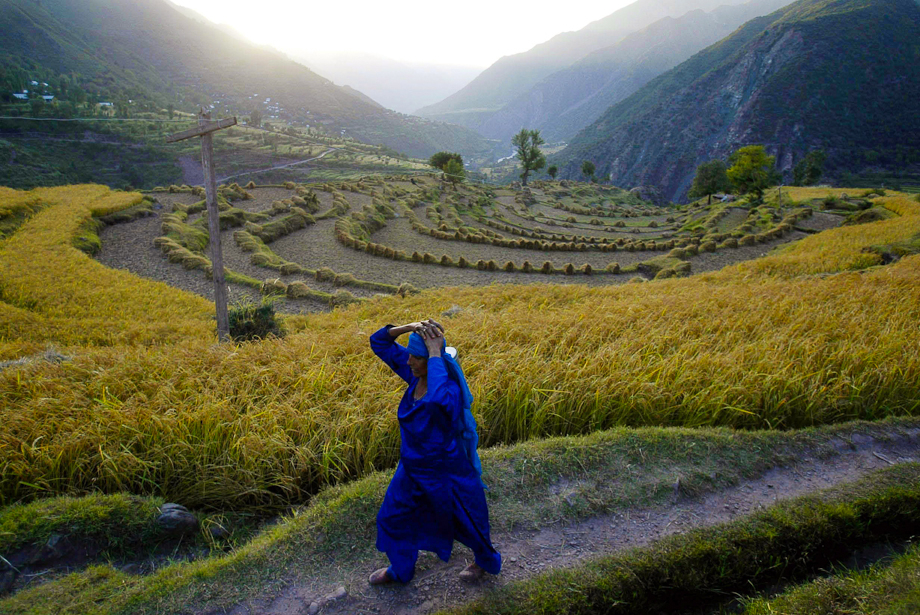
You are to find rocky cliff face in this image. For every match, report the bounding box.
[557,0,920,201]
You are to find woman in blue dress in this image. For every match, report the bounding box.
[368,319,502,585]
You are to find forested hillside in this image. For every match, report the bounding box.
[0,0,492,159]
[556,0,920,201]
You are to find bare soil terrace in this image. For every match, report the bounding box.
[95,181,844,313]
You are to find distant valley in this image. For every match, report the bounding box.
[299,52,483,116]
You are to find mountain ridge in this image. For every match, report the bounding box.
[414,0,754,126]
[0,0,493,159]
[470,0,794,145]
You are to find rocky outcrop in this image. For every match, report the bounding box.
[629,186,667,206]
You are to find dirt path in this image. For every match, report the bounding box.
[220,428,919,615]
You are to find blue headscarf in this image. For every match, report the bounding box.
[407,333,484,483]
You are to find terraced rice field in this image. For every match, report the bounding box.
[96,176,838,310]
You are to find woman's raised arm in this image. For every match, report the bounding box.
[370,322,432,384]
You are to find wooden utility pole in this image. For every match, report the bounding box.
[166,111,237,342]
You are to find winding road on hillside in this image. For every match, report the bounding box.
[220,425,920,615]
[217,148,341,184]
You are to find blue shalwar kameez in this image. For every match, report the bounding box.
[370,325,502,583]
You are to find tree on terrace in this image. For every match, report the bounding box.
[547,164,558,179]
[793,150,827,186]
[688,160,732,204]
[249,109,262,127]
[727,145,778,198]
[429,151,463,171]
[444,158,465,186]
[581,160,596,182]
[512,128,545,186]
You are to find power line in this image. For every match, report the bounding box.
[0,116,195,123]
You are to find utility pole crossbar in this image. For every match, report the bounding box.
[165,117,237,143]
[165,112,238,342]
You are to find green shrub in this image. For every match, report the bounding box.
[228,298,283,342]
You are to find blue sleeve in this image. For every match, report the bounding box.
[370,325,413,384]
[426,357,460,419]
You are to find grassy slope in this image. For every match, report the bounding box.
[2,418,918,614]
[741,543,920,614]
[448,463,920,615]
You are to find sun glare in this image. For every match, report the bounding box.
[167,0,634,67]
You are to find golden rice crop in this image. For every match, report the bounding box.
[0,185,212,347]
[726,194,919,278]
[0,184,918,510]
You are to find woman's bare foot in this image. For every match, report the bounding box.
[368,567,396,585]
[459,562,485,582]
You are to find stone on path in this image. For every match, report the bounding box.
[157,503,199,535]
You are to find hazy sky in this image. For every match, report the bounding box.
[169,0,636,68]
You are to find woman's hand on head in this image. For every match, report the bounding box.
[389,320,444,339]
[420,320,444,356]
[419,319,444,338]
